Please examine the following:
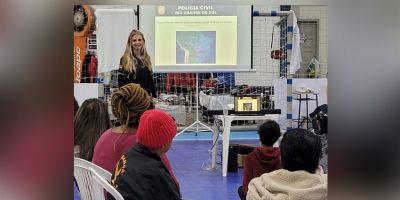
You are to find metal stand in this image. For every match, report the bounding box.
[176,73,213,136]
[293,92,319,130]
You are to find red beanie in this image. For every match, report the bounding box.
[137,109,177,149]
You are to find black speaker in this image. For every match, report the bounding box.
[227,144,239,172]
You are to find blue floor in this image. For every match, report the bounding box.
[174,131,259,141]
[74,131,259,200]
[168,131,259,200]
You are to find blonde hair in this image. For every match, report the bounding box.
[111,83,153,132]
[120,30,152,74]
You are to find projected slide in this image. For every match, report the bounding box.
[140,5,252,72]
[176,31,216,64]
[155,16,237,66]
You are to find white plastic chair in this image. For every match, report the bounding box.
[74,145,80,158]
[91,167,124,200]
[74,158,113,200]
[74,157,112,181]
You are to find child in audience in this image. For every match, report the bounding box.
[247,128,327,200]
[111,109,181,200]
[237,120,282,200]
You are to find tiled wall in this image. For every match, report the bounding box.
[297,5,328,76]
[235,5,328,87]
[235,5,281,86]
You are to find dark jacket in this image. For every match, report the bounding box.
[119,59,157,98]
[110,143,181,200]
[242,146,282,195]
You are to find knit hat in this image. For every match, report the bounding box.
[136,109,177,149]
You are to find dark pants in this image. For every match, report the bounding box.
[238,185,246,200]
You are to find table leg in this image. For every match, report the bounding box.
[222,119,232,177]
[211,123,219,169]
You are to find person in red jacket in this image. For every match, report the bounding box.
[238,120,282,200]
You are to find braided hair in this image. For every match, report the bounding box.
[111,83,153,132]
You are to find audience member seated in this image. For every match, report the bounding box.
[247,128,327,200]
[237,120,282,200]
[74,98,110,161]
[110,109,181,200]
[92,83,178,186]
[310,104,328,172]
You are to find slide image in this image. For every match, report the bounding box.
[243,103,253,111]
[176,31,216,64]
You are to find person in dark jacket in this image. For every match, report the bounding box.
[237,120,282,200]
[118,29,157,98]
[110,109,181,200]
[309,104,328,172]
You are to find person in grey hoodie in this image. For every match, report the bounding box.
[247,128,327,200]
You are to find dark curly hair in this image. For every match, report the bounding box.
[280,128,322,173]
[258,120,281,146]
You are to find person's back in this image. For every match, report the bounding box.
[92,83,176,182]
[111,109,181,200]
[112,144,181,200]
[247,128,327,200]
[92,83,150,172]
[238,120,282,200]
[248,169,327,200]
[74,98,110,161]
[92,128,138,172]
[93,128,176,179]
[310,104,328,172]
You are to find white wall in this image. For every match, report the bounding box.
[74,83,104,106]
[274,78,328,127]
